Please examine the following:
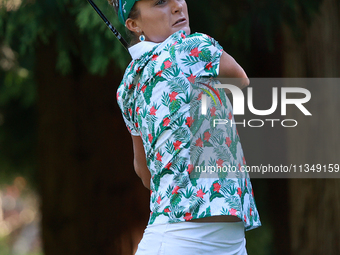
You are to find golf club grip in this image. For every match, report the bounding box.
[87,0,129,50]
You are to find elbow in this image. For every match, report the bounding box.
[238,68,250,89]
[242,76,250,88]
[133,158,151,190]
[133,158,142,178]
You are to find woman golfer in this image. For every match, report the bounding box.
[113,0,261,254]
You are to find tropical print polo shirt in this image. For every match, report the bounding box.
[116,30,261,231]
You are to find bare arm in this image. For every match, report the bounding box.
[218,51,250,93]
[131,135,151,190]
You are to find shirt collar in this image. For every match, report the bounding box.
[128,41,160,60]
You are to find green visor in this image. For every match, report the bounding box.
[118,0,140,25]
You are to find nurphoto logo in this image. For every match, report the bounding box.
[201,84,312,128]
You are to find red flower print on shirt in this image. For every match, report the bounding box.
[141,85,147,93]
[189,47,201,57]
[228,112,233,120]
[210,107,216,116]
[169,91,178,102]
[165,162,172,170]
[156,152,162,162]
[252,189,254,197]
[128,108,132,115]
[244,215,247,223]
[164,208,171,213]
[229,208,237,216]
[137,83,141,89]
[156,70,163,77]
[250,208,252,216]
[181,32,186,39]
[205,62,213,70]
[148,134,153,143]
[164,60,172,69]
[225,137,232,147]
[238,163,242,171]
[187,164,194,174]
[197,189,206,198]
[172,186,180,195]
[184,212,193,221]
[187,74,196,84]
[243,157,246,165]
[213,182,221,192]
[198,91,203,100]
[186,117,194,127]
[163,117,170,126]
[237,187,242,197]
[173,140,182,150]
[116,92,120,100]
[128,83,133,89]
[152,54,158,61]
[157,196,162,204]
[204,131,211,142]
[216,159,224,167]
[195,138,203,147]
[136,67,141,73]
[150,106,157,115]
[136,107,140,115]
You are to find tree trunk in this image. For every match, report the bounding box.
[283,0,340,254]
[36,42,149,255]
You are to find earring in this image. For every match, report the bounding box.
[137,29,145,42]
[139,33,145,42]
[139,34,145,42]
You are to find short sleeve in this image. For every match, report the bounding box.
[121,112,140,136]
[116,86,140,137]
[178,33,224,78]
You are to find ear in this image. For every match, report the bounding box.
[125,18,142,34]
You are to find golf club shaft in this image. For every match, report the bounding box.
[87,0,129,50]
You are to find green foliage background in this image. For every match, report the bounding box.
[0,0,132,183]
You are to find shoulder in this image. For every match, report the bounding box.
[186,32,215,42]
[116,61,136,102]
[179,32,223,51]
[187,32,211,39]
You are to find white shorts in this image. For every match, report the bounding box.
[135,221,247,255]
